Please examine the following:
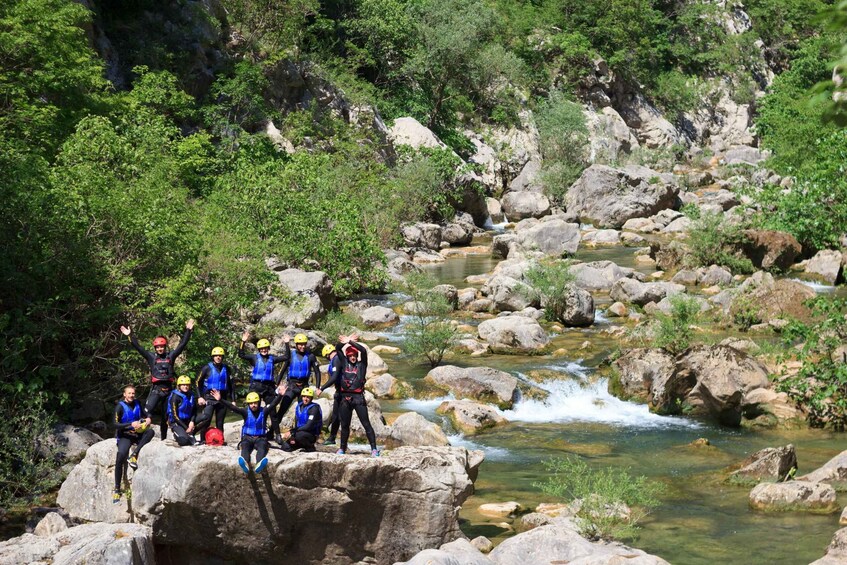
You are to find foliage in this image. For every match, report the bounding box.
[226,0,318,56]
[523,261,576,324]
[398,272,458,367]
[535,91,589,204]
[654,294,701,353]
[776,297,847,429]
[535,456,664,541]
[0,396,61,507]
[731,293,764,331]
[684,213,754,274]
[315,310,360,344]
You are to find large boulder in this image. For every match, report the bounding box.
[675,345,770,426]
[585,106,640,163]
[42,423,103,463]
[396,538,494,565]
[389,117,447,149]
[805,249,844,284]
[729,445,798,484]
[0,522,154,565]
[571,261,639,291]
[437,400,508,435]
[58,441,483,565]
[749,481,838,513]
[609,279,685,306]
[501,191,552,220]
[508,158,543,193]
[798,450,847,488]
[477,316,550,354]
[730,271,816,322]
[565,165,678,228]
[482,275,535,312]
[555,286,595,327]
[425,365,519,409]
[513,217,581,257]
[811,527,847,565]
[611,348,679,406]
[402,222,443,249]
[386,412,450,447]
[261,268,336,329]
[740,230,801,271]
[442,221,475,246]
[359,305,399,327]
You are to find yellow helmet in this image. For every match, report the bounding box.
[301,386,316,397]
[294,333,308,344]
[322,344,335,357]
[177,375,191,386]
[211,346,225,356]
[256,339,271,349]
[245,392,261,403]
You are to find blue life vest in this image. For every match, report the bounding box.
[242,408,266,436]
[116,401,142,440]
[288,352,310,379]
[295,402,322,436]
[167,390,195,422]
[205,363,229,392]
[252,355,274,382]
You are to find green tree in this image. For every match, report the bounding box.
[654,294,701,354]
[523,261,577,324]
[399,272,458,367]
[535,91,589,203]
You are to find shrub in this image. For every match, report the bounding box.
[684,213,753,273]
[536,91,589,205]
[523,261,576,324]
[535,456,664,541]
[398,272,458,368]
[315,310,360,344]
[654,294,701,353]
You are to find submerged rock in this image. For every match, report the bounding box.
[798,450,847,489]
[749,481,838,513]
[58,441,482,564]
[810,527,847,565]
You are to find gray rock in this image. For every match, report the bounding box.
[729,445,798,483]
[749,481,838,513]
[425,366,519,409]
[612,348,678,406]
[360,306,399,327]
[811,527,847,565]
[698,189,739,211]
[805,249,843,284]
[397,537,493,565]
[477,316,550,354]
[492,233,518,259]
[0,522,154,565]
[442,222,475,246]
[482,275,535,312]
[581,229,621,246]
[261,268,336,329]
[457,288,477,310]
[724,145,767,165]
[652,209,684,227]
[386,412,450,447]
[42,423,102,463]
[413,249,446,263]
[432,284,459,310]
[402,222,443,249]
[514,218,581,257]
[606,302,628,317]
[662,216,692,233]
[389,117,447,149]
[555,286,595,327]
[58,441,482,564]
[516,512,554,533]
[566,165,679,228]
[570,261,638,291]
[622,217,661,233]
[487,198,504,224]
[671,269,699,285]
[698,264,733,286]
[366,373,406,399]
[33,512,67,537]
[609,279,685,306]
[798,450,847,488]
[437,400,509,435]
[386,254,422,281]
[501,191,551,220]
[509,158,543,193]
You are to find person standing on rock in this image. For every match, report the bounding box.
[317,343,343,445]
[167,376,205,446]
[275,333,322,441]
[113,385,154,503]
[281,386,322,452]
[120,319,195,440]
[331,335,379,457]
[196,346,234,436]
[211,389,280,474]
[238,331,283,441]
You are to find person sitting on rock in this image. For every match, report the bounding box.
[275,333,322,440]
[113,385,154,503]
[281,386,322,452]
[212,389,281,474]
[238,331,284,442]
[331,335,379,457]
[167,376,205,446]
[317,343,343,446]
[196,346,234,435]
[120,319,194,441]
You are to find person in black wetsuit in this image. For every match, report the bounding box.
[113,385,154,503]
[167,375,206,446]
[211,389,281,474]
[196,346,234,435]
[121,319,194,440]
[237,331,284,441]
[275,333,321,442]
[332,334,379,457]
[281,386,322,452]
[317,343,343,446]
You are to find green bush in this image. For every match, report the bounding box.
[684,213,754,274]
[536,91,589,205]
[315,310,360,344]
[535,456,664,541]
[523,261,577,324]
[397,272,458,368]
[654,294,701,353]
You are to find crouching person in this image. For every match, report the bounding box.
[282,386,322,452]
[113,385,154,503]
[168,375,205,446]
[212,389,280,474]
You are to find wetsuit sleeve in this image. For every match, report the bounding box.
[227,366,236,402]
[277,344,291,384]
[169,327,193,360]
[266,394,283,411]
[218,398,247,418]
[196,365,210,393]
[237,341,256,365]
[310,354,321,388]
[320,357,339,391]
[350,341,368,365]
[128,334,155,364]
[114,404,134,432]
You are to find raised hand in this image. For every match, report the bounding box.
[349,333,359,343]
[120,326,131,336]
[282,334,291,344]
[186,319,195,330]
[339,335,349,344]
[241,331,250,342]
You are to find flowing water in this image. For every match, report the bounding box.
[371,236,846,565]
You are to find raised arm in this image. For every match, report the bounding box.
[170,319,195,359]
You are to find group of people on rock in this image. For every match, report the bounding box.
[112,319,380,503]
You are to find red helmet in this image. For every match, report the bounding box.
[205,428,224,446]
[153,336,168,347]
[344,345,358,358]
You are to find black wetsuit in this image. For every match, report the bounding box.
[282,400,322,452]
[196,361,235,432]
[167,389,207,446]
[276,343,322,421]
[219,396,282,463]
[128,327,192,440]
[114,400,154,490]
[319,352,344,442]
[335,342,377,452]
[237,341,282,438]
